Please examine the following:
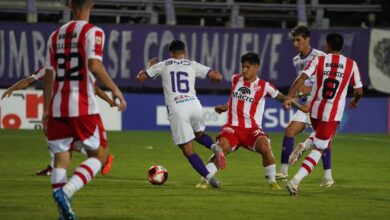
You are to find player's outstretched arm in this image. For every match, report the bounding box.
[215,102,229,114]
[207,70,223,83]
[274,92,309,113]
[137,57,158,82]
[43,69,54,135]
[88,59,127,111]
[95,86,115,107]
[284,73,308,110]
[349,87,363,109]
[1,77,36,99]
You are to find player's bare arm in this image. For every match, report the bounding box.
[284,73,308,110]
[1,77,36,99]
[137,57,158,82]
[298,85,312,97]
[88,59,127,111]
[95,86,115,107]
[215,102,229,114]
[349,87,363,109]
[275,92,309,113]
[42,69,54,135]
[207,70,223,83]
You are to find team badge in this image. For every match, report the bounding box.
[253,84,261,92]
[96,36,102,45]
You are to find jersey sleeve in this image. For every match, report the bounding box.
[301,56,318,77]
[193,61,211,79]
[30,66,46,81]
[146,62,163,79]
[86,27,105,61]
[265,82,279,98]
[350,61,363,88]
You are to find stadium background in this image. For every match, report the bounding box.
[0,0,388,133]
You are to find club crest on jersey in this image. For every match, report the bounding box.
[253,84,261,92]
[96,36,102,45]
[232,86,254,103]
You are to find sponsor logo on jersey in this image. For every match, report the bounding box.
[232,86,254,103]
[174,95,195,104]
[96,36,102,45]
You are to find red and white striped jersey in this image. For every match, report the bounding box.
[227,74,279,128]
[302,54,363,122]
[45,21,105,117]
[30,66,46,80]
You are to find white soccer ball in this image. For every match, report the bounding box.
[148,165,168,185]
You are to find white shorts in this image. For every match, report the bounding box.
[290,110,311,125]
[167,99,205,145]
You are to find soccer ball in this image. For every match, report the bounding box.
[148,165,168,185]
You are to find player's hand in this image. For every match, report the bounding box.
[348,99,358,109]
[299,104,310,113]
[283,97,292,110]
[112,90,127,111]
[147,57,158,68]
[215,105,228,114]
[1,89,12,100]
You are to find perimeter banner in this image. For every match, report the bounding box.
[0,22,370,89]
[369,28,390,94]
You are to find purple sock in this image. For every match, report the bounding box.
[188,154,209,177]
[195,134,215,149]
[281,136,294,164]
[322,147,332,170]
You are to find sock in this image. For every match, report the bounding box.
[322,147,332,170]
[304,138,314,151]
[62,158,101,199]
[51,168,67,191]
[80,148,88,156]
[206,163,218,178]
[187,154,210,179]
[195,134,215,149]
[279,164,289,175]
[291,150,322,186]
[49,151,55,168]
[264,164,276,183]
[280,136,294,167]
[323,169,332,180]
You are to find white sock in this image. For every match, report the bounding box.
[80,148,88,156]
[62,158,101,199]
[304,138,314,151]
[264,164,276,183]
[51,168,67,191]
[206,163,218,178]
[279,164,288,175]
[291,150,322,186]
[323,169,332,179]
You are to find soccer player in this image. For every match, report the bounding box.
[1,66,116,177]
[284,32,363,196]
[137,40,226,188]
[196,52,307,190]
[43,0,127,219]
[276,25,335,188]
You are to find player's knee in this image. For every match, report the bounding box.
[194,131,205,140]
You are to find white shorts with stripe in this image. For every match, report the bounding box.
[290,110,311,125]
[167,99,205,145]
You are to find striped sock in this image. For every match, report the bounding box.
[51,168,67,191]
[291,150,322,185]
[62,158,101,199]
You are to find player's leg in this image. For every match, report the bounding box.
[277,113,307,181]
[252,132,280,190]
[194,131,226,169]
[287,119,339,196]
[46,117,76,219]
[320,143,334,187]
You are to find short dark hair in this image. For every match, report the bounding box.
[168,40,186,53]
[290,25,311,38]
[241,52,260,65]
[326,32,344,51]
[70,0,90,10]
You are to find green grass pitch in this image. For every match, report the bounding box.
[0,130,389,219]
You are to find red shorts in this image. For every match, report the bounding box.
[310,118,339,149]
[47,114,107,153]
[217,125,268,151]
